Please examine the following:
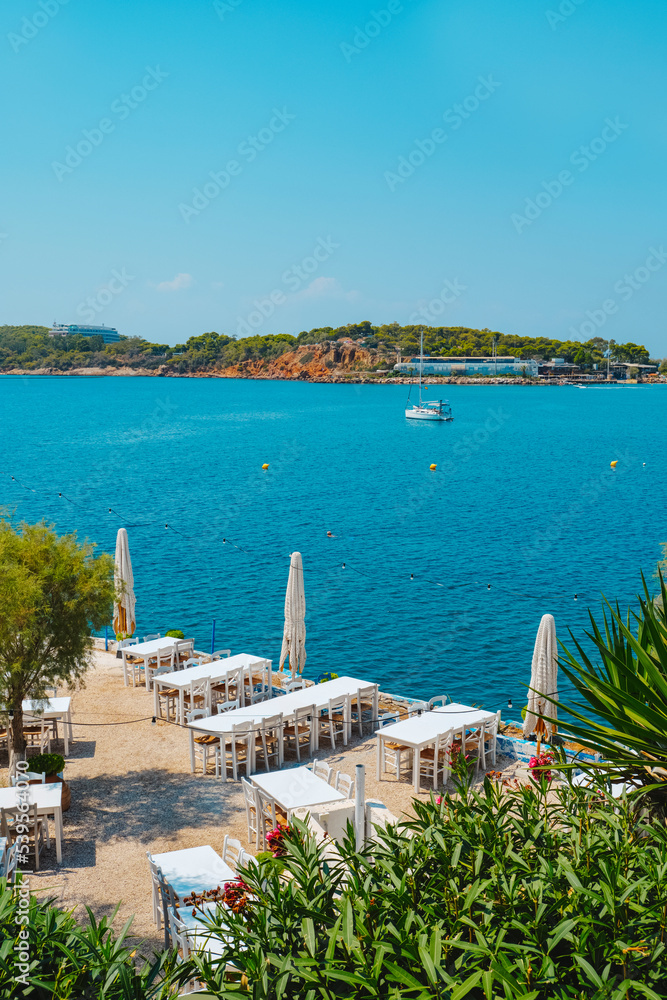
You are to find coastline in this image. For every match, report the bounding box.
[1,367,653,386]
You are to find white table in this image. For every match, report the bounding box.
[153,654,272,725]
[0,783,64,863]
[251,766,345,817]
[151,845,235,918]
[23,697,73,755]
[122,637,189,689]
[376,704,497,791]
[187,675,377,778]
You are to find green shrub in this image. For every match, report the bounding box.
[164,629,184,639]
[0,876,178,998]
[27,753,64,776]
[181,779,667,998]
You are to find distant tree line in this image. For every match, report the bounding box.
[0,323,657,373]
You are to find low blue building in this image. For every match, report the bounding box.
[394,355,538,376]
[49,323,120,344]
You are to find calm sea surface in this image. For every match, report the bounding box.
[1,376,666,713]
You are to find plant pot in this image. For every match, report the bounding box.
[46,773,71,811]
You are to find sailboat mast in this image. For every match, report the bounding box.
[419,327,424,405]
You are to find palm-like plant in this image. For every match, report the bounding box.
[548,571,667,790]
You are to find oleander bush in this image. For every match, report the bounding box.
[0,877,178,999]
[552,571,667,802]
[181,776,667,999]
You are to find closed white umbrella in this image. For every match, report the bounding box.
[113,528,136,638]
[279,551,306,679]
[522,613,558,746]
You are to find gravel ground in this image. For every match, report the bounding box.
[1,649,530,955]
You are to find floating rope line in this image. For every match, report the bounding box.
[2,469,596,605]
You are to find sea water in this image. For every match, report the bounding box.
[1,375,665,713]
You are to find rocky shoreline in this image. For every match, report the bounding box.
[0,366,630,386]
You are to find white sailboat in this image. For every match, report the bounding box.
[405,330,453,421]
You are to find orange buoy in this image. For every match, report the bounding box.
[429,464,437,471]
[610,460,618,468]
[262,463,269,470]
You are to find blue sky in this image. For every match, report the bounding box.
[1,0,666,354]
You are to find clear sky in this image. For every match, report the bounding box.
[1,0,666,353]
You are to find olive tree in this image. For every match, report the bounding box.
[0,519,114,772]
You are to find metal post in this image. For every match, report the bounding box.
[355,764,365,850]
[104,626,108,651]
[210,620,216,656]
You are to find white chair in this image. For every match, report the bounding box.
[187,708,220,776]
[182,678,211,717]
[462,722,489,774]
[210,648,231,660]
[221,835,243,872]
[283,678,306,693]
[246,660,271,705]
[256,787,287,848]
[378,712,412,781]
[167,907,199,993]
[283,704,315,762]
[216,698,239,714]
[146,851,164,931]
[335,771,354,798]
[407,701,429,717]
[212,666,244,707]
[22,715,51,753]
[156,678,180,723]
[428,695,449,710]
[143,633,161,642]
[351,684,378,737]
[317,695,348,749]
[254,713,284,772]
[182,657,204,671]
[147,647,176,689]
[10,772,45,786]
[310,759,333,785]
[174,640,195,668]
[419,732,452,789]
[242,778,260,847]
[4,843,18,883]
[222,721,253,781]
[1,803,47,872]
[121,648,146,687]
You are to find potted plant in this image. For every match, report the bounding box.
[28,752,71,811]
[164,629,184,639]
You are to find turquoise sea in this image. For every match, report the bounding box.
[1,376,666,713]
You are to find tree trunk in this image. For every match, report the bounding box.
[8,704,26,776]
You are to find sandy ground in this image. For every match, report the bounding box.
[1,649,528,955]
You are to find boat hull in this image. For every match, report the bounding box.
[405,408,452,421]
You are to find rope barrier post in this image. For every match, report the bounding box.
[211,619,216,656]
[355,763,365,850]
